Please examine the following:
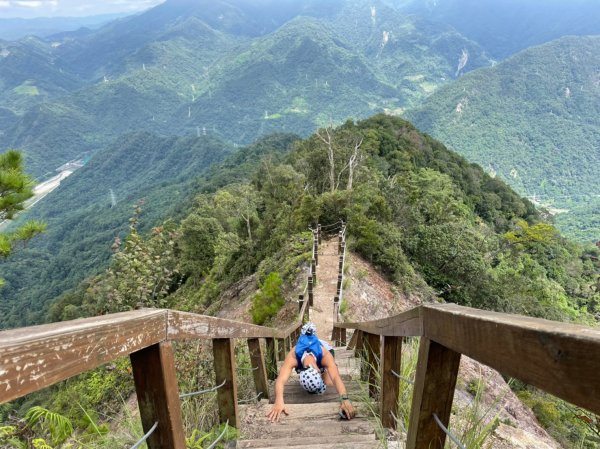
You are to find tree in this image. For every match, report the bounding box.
[0,150,45,285]
[214,184,259,241]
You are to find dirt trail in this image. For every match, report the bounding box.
[308,238,340,344]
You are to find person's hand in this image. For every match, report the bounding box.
[340,399,356,420]
[266,402,289,423]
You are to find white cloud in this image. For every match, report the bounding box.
[13,1,44,7]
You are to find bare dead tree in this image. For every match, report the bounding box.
[316,127,336,192]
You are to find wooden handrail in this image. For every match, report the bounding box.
[335,303,600,449]
[0,309,167,404]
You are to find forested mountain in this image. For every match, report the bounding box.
[0,14,127,41]
[0,0,491,178]
[0,132,232,326]
[407,36,600,242]
[397,0,600,59]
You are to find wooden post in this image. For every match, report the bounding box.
[339,328,347,346]
[265,338,277,380]
[339,257,343,272]
[317,224,322,245]
[406,338,461,449]
[338,231,343,254]
[332,326,340,345]
[381,336,402,429]
[277,338,286,361]
[365,333,381,398]
[313,234,319,266]
[337,275,342,296]
[247,338,269,401]
[312,259,317,284]
[352,329,363,355]
[308,276,314,307]
[298,294,304,313]
[212,338,238,427]
[130,342,186,449]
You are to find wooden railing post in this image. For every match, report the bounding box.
[339,327,347,346]
[312,258,317,284]
[406,338,461,449]
[212,338,239,427]
[314,236,319,266]
[277,338,286,361]
[361,332,381,397]
[317,224,322,244]
[381,336,402,429]
[352,329,363,354]
[338,231,343,254]
[265,338,277,380]
[308,276,314,307]
[247,338,269,401]
[298,294,304,313]
[130,342,186,449]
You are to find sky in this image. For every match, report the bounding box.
[0,0,165,18]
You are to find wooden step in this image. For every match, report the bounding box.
[236,434,377,448]
[239,418,375,440]
[240,402,369,422]
[270,382,364,404]
[237,438,380,449]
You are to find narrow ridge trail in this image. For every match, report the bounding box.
[235,238,381,449]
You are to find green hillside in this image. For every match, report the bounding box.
[0,132,232,327]
[398,0,600,59]
[407,36,600,242]
[1,0,491,178]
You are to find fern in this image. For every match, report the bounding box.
[25,406,73,445]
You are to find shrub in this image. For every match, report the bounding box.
[250,272,285,325]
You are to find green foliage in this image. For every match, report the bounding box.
[408,36,600,242]
[25,406,73,445]
[251,272,285,325]
[97,204,179,313]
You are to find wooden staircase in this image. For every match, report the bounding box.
[236,346,380,449]
[234,234,381,448]
[2,224,600,449]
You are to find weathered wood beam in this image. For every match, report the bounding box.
[422,304,600,415]
[247,338,269,401]
[333,307,423,337]
[0,309,167,404]
[212,338,238,427]
[168,311,277,340]
[130,342,186,449]
[406,338,460,449]
[381,336,402,429]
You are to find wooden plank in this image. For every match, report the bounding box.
[339,328,347,346]
[265,338,277,380]
[130,342,186,449]
[365,333,381,398]
[406,338,460,449]
[422,304,600,415]
[212,338,238,427]
[168,311,277,340]
[0,309,167,404]
[347,329,359,351]
[247,338,269,401]
[334,307,423,337]
[381,336,402,429]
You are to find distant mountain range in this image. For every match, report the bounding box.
[0,14,128,41]
[0,0,599,327]
[407,36,600,242]
[0,0,492,177]
[397,0,600,59]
